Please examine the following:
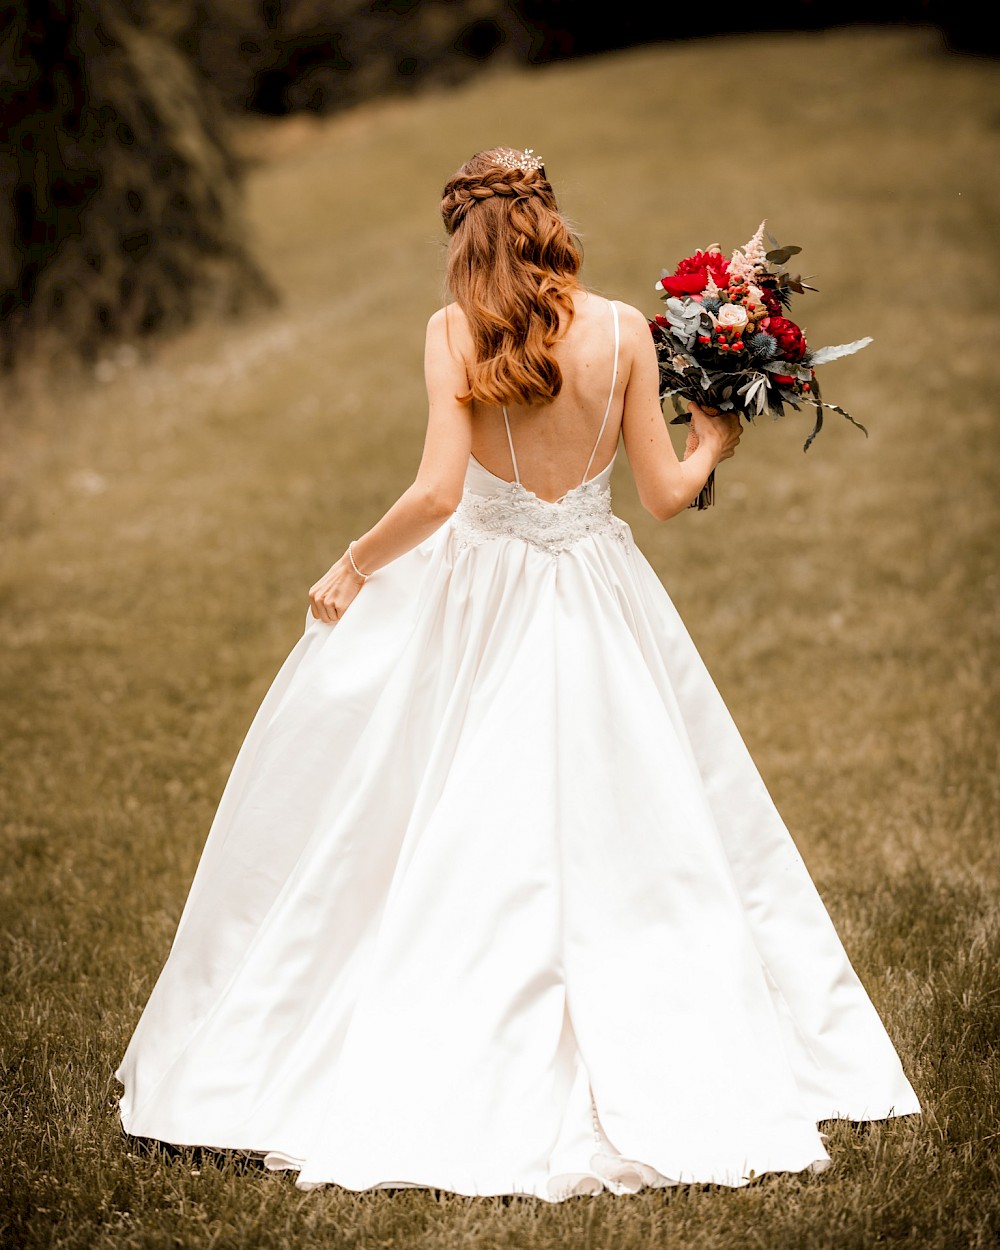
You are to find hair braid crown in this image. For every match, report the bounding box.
[441,147,582,406]
[443,164,553,233]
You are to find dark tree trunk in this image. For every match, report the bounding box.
[0,0,275,373]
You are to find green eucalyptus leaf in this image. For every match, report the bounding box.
[765,245,802,264]
[763,361,811,381]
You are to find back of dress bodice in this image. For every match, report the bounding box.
[453,452,627,557]
[462,452,614,502]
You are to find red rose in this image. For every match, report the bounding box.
[659,249,730,298]
[768,315,808,361]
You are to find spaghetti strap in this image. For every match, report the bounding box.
[502,407,520,484]
[581,300,621,485]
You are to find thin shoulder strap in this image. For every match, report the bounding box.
[581,299,621,484]
[502,406,520,484]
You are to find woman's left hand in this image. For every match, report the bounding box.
[309,553,366,624]
[685,403,741,462]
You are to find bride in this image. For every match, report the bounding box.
[115,146,920,1201]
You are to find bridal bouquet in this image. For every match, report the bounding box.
[649,222,872,508]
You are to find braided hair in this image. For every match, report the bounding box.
[440,148,583,408]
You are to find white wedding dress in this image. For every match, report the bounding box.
[116,301,919,1200]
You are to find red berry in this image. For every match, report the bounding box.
[803,382,811,392]
[732,340,744,351]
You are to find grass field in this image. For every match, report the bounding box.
[2,23,999,1250]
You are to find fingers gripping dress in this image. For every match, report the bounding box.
[115,299,919,1200]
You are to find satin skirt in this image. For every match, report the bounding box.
[116,479,919,1200]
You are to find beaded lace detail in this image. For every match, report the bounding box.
[452,479,629,557]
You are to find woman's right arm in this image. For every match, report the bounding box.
[308,307,472,623]
[619,303,741,520]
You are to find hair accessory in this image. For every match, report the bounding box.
[493,147,544,173]
[347,541,369,582]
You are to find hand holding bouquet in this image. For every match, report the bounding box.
[649,222,872,508]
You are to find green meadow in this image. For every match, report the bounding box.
[2,24,998,1250]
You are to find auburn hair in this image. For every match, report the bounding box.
[440,148,583,407]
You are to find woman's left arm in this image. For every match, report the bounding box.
[309,307,472,623]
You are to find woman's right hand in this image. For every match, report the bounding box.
[688,401,742,462]
[308,552,366,624]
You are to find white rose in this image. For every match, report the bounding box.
[716,303,749,330]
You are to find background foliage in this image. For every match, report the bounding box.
[0,1,988,370]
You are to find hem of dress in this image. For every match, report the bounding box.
[261,1147,835,1201]
[117,1111,844,1203]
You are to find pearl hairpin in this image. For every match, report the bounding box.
[493,147,544,173]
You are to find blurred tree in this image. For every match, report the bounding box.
[166,0,535,115]
[160,0,983,120]
[0,0,275,372]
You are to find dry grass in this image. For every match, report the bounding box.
[2,24,999,1250]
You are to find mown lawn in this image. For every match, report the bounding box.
[2,24,998,1250]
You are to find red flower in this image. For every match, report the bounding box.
[659,249,730,298]
[760,287,782,316]
[768,315,808,362]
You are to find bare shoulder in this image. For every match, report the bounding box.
[427,303,473,359]
[606,300,657,381]
[611,300,654,338]
[427,302,470,336]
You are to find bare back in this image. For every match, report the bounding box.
[465,292,624,503]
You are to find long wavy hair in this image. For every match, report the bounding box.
[440,148,583,407]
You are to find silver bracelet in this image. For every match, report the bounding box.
[347,541,369,582]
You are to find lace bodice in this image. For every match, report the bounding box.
[452,456,630,556]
